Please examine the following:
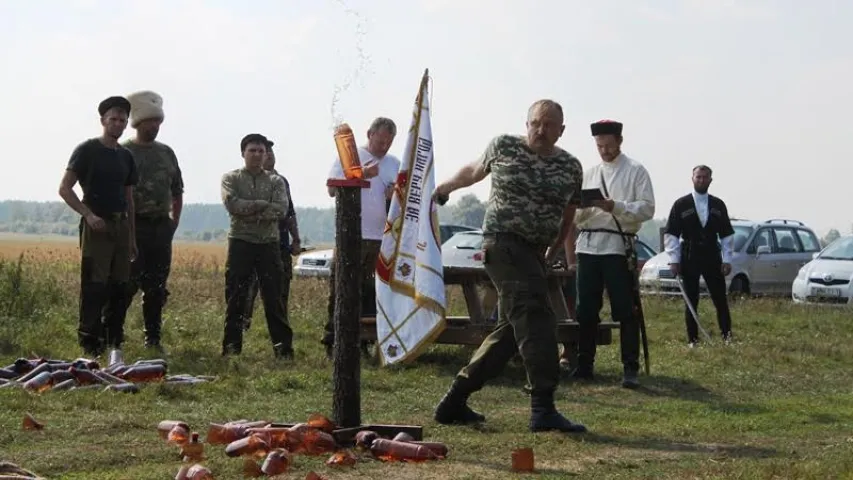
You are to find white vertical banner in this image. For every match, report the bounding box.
[375,69,446,366]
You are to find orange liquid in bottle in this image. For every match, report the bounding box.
[333,123,363,180]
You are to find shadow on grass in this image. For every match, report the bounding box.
[568,432,780,459]
[408,349,770,416]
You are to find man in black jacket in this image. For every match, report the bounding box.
[663,165,735,346]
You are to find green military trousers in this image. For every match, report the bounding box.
[77,212,132,355]
[455,232,560,394]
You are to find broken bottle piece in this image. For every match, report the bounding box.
[261,448,292,475]
[370,439,439,462]
[181,432,205,462]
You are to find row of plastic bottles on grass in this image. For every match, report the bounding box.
[158,413,448,478]
[0,355,215,393]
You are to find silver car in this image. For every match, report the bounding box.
[639,218,822,297]
[293,224,481,278]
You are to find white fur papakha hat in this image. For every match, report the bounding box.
[126,90,164,127]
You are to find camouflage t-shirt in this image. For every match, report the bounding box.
[221,167,289,244]
[480,134,583,246]
[122,140,184,217]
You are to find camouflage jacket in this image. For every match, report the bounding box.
[122,140,184,217]
[480,134,583,246]
[221,167,289,244]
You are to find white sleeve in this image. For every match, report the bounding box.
[328,158,344,180]
[381,158,400,186]
[664,233,681,264]
[612,166,655,223]
[721,236,734,264]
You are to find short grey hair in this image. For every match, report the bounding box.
[528,99,564,122]
[368,117,397,136]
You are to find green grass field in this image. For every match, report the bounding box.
[1,240,852,479]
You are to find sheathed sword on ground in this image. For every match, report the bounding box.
[675,274,712,342]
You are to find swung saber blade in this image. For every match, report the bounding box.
[675,275,712,342]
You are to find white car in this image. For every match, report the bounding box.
[640,218,822,297]
[792,234,853,306]
[442,230,485,268]
[293,224,480,278]
[293,248,333,277]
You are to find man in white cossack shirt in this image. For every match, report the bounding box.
[321,116,400,357]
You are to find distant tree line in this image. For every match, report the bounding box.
[0,199,846,250]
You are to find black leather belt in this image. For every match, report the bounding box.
[578,228,637,238]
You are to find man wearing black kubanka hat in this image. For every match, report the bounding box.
[564,119,655,389]
[58,96,139,358]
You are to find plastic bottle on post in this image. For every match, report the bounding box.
[333,123,363,180]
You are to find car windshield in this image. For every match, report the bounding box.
[732,225,754,251]
[444,233,483,249]
[818,236,853,261]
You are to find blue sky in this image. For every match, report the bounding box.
[1,0,850,235]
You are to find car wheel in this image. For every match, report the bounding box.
[729,275,749,300]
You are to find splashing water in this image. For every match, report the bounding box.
[330,0,372,130]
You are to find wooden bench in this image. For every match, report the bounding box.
[360,266,619,364]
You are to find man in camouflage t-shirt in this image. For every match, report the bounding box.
[117,91,184,352]
[431,99,588,434]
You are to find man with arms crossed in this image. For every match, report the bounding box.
[568,119,655,389]
[58,96,139,358]
[664,165,735,346]
[220,134,293,359]
[118,90,184,353]
[432,100,587,434]
[322,117,399,358]
[243,139,301,332]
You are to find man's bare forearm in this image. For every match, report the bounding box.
[59,188,91,217]
[563,223,578,265]
[440,162,485,193]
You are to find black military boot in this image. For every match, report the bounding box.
[529,389,587,433]
[569,365,594,381]
[622,367,640,389]
[434,380,485,425]
[273,342,294,360]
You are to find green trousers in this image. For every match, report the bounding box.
[575,253,639,373]
[77,213,132,354]
[456,233,560,394]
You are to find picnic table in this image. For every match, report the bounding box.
[360,266,619,365]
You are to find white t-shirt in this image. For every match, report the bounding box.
[328,146,401,241]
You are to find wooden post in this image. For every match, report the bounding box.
[659,226,666,253]
[327,178,370,429]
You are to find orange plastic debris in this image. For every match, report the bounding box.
[370,439,438,462]
[326,449,357,467]
[306,413,336,434]
[22,413,44,430]
[261,448,292,475]
[511,447,534,472]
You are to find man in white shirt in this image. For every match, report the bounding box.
[565,120,655,389]
[663,165,735,347]
[322,117,400,357]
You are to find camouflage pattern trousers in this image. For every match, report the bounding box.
[455,232,561,395]
[77,213,132,356]
[122,215,175,345]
